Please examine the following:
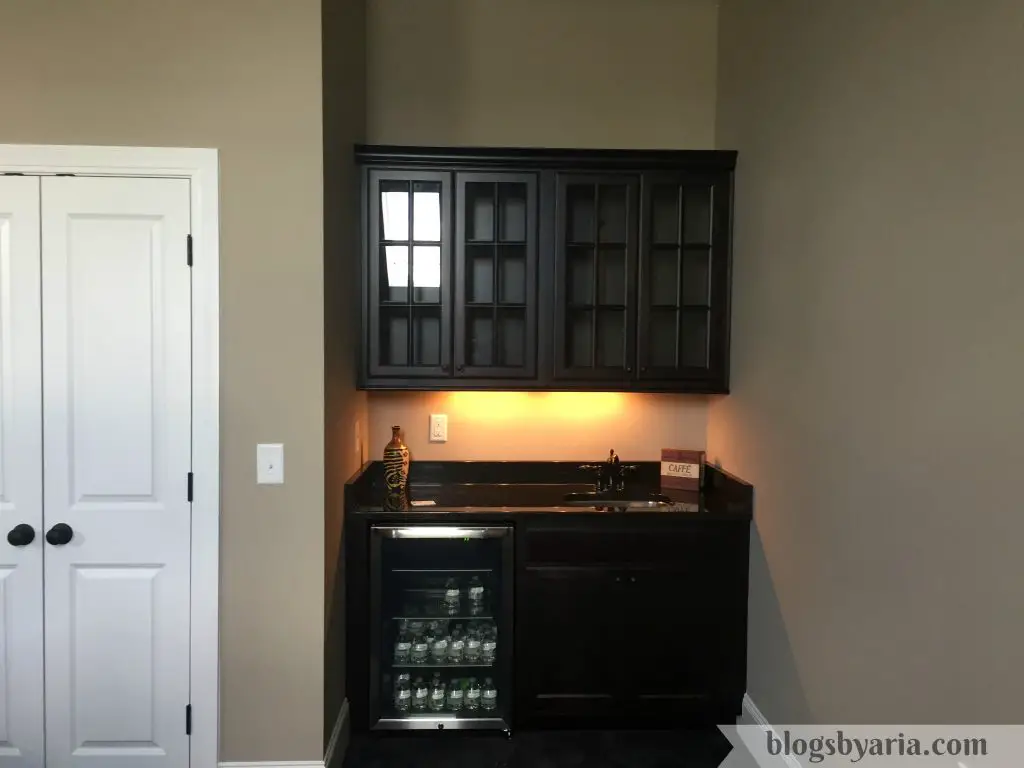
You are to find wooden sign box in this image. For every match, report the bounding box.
[661,449,705,490]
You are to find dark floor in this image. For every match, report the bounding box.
[344,729,732,768]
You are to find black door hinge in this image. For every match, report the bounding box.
[186,234,193,267]
[186,704,192,735]
[187,472,194,502]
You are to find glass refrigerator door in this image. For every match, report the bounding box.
[369,526,514,731]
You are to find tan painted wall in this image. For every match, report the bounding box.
[0,0,328,761]
[365,0,719,459]
[368,392,709,460]
[323,0,367,752]
[712,0,1024,723]
[367,0,717,149]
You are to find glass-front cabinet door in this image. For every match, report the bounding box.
[367,170,452,378]
[369,526,513,731]
[454,173,538,378]
[553,174,639,381]
[637,173,730,384]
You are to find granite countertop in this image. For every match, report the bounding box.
[344,461,753,520]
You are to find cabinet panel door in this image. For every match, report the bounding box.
[517,566,620,720]
[638,173,731,387]
[0,176,45,768]
[367,170,452,378]
[623,564,746,714]
[553,174,639,382]
[454,173,538,378]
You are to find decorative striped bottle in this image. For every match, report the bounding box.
[383,425,410,492]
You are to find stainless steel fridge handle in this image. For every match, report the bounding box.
[373,526,510,540]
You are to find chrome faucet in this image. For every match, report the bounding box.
[579,450,638,492]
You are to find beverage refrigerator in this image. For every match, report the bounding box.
[368,525,514,732]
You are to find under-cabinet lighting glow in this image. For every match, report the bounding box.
[444,391,625,422]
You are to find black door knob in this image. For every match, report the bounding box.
[45,523,74,546]
[7,523,35,547]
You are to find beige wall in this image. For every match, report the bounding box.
[365,0,718,460]
[323,0,367,754]
[367,0,717,149]
[0,0,327,761]
[369,392,709,460]
[712,0,1024,723]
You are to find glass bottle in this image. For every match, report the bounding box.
[481,625,497,664]
[443,577,461,614]
[411,677,429,711]
[465,627,482,662]
[481,677,498,711]
[446,678,464,711]
[393,631,412,664]
[394,676,412,713]
[428,675,446,712]
[430,631,449,664]
[410,633,429,664]
[468,575,485,609]
[448,627,465,664]
[465,677,481,711]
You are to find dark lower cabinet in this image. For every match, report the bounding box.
[355,146,737,393]
[516,522,749,727]
[517,566,619,720]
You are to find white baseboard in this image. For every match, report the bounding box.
[324,698,350,768]
[742,693,802,768]
[219,762,324,768]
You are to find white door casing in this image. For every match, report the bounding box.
[0,177,45,768]
[41,176,192,768]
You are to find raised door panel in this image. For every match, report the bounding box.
[0,176,45,768]
[454,173,538,379]
[552,174,639,383]
[517,566,620,721]
[366,170,452,379]
[41,177,192,768]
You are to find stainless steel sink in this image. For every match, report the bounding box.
[561,492,674,508]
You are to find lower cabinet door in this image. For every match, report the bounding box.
[622,566,745,720]
[516,566,621,722]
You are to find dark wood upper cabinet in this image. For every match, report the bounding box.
[365,169,452,379]
[552,174,639,382]
[637,172,731,386]
[455,172,538,379]
[355,146,736,393]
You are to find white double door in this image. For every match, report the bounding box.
[0,175,193,768]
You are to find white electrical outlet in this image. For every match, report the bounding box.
[256,443,285,484]
[429,414,448,443]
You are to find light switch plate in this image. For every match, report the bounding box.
[256,443,285,484]
[429,414,448,443]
